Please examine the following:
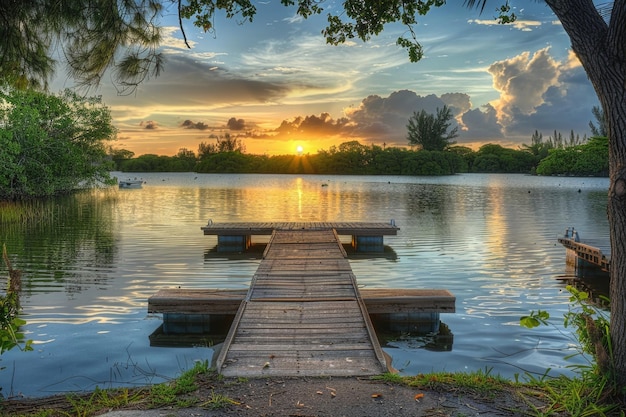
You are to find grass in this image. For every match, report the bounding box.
[0,200,62,225]
[0,360,240,417]
[149,360,210,408]
[61,388,148,417]
[404,367,515,395]
[0,188,118,226]
[522,372,623,416]
[200,390,241,409]
[375,367,624,417]
[398,368,524,406]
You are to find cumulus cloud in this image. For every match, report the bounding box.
[252,48,596,150]
[504,64,599,137]
[141,120,158,130]
[160,26,198,49]
[102,37,597,155]
[181,119,210,130]
[348,91,439,127]
[461,104,504,140]
[273,113,351,138]
[260,51,595,149]
[488,48,559,122]
[487,47,599,139]
[441,93,472,114]
[227,117,247,131]
[263,90,499,147]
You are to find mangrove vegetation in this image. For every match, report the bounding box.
[0,88,117,200]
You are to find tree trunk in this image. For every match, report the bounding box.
[547,0,626,387]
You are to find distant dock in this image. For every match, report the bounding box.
[148,222,455,377]
[558,227,610,273]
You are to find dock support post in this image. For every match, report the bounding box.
[565,247,578,268]
[352,235,384,252]
[217,235,252,252]
[372,312,441,333]
[163,313,214,333]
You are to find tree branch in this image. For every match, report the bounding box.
[178,0,191,49]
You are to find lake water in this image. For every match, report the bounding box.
[0,173,611,398]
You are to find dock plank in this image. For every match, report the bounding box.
[235,326,370,336]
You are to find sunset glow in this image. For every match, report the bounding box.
[54,3,599,157]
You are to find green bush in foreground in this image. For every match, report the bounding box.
[521,285,623,416]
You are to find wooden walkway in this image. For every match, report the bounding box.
[215,228,388,377]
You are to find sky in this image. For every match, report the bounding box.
[53,1,601,157]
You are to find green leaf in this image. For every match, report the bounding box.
[520,310,550,328]
[12,318,26,327]
[520,316,541,328]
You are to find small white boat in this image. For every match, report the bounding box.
[118,179,144,189]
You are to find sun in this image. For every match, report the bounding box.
[296,145,304,155]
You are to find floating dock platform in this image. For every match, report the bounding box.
[201,221,399,252]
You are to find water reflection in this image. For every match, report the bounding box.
[0,173,611,398]
[2,190,118,298]
[558,256,610,306]
[376,321,454,353]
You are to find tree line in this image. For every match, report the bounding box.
[113,136,608,177]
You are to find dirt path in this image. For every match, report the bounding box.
[3,375,546,417]
[180,376,535,416]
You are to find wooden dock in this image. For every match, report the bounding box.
[201,221,399,252]
[558,227,610,273]
[148,222,457,376]
[213,228,388,377]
